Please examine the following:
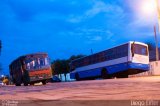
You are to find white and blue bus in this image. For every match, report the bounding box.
[70,41,149,81]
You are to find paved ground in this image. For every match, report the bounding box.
[0,76,160,106]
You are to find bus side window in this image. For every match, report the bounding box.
[27,63,30,70]
[44,58,50,66]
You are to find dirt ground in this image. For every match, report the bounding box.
[0,76,160,106]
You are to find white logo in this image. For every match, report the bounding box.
[1,100,18,106]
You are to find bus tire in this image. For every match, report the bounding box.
[30,83,34,85]
[101,68,108,79]
[121,75,128,78]
[42,81,46,85]
[15,83,21,86]
[24,83,28,86]
[75,73,80,81]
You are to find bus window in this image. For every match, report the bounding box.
[40,58,45,66]
[27,63,30,70]
[45,58,48,65]
[25,59,36,70]
[44,58,50,65]
[133,44,148,56]
[37,57,50,68]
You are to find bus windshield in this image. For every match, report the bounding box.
[133,44,148,56]
[25,57,50,70]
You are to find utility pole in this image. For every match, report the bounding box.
[154,26,159,61]
[156,0,160,32]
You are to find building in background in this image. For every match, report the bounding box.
[149,48,160,61]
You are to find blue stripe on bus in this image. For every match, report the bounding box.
[70,62,150,79]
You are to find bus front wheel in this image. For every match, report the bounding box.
[30,83,34,85]
[24,83,28,86]
[42,80,46,85]
[15,83,21,86]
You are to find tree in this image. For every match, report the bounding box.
[51,59,62,75]
[51,54,85,81]
[51,59,69,81]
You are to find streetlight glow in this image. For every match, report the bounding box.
[140,0,156,17]
[130,0,158,25]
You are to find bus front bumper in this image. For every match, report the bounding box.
[128,63,150,71]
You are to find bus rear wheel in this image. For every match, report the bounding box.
[42,80,46,85]
[101,68,108,79]
[15,83,21,86]
[30,83,34,86]
[119,75,128,78]
[75,73,80,81]
[24,83,28,86]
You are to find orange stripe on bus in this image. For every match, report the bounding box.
[29,69,52,76]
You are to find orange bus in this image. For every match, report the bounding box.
[9,53,52,86]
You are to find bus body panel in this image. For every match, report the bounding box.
[70,62,149,79]
[70,56,128,79]
[29,68,52,82]
[128,62,149,71]
[132,54,149,64]
[73,56,128,73]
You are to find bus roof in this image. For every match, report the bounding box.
[129,41,148,46]
[71,41,148,63]
[23,52,48,57]
[9,52,48,66]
